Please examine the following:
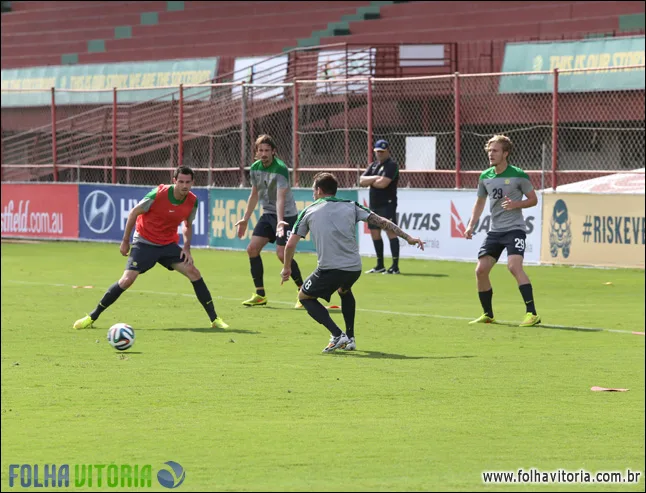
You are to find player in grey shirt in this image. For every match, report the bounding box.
[235,134,304,308]
[281,172,424,353]
[464,135,541,328]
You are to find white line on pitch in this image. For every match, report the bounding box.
[4,279,644,336]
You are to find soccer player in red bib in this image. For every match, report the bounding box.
[73,166,229,330]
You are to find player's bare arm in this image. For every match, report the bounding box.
[367,213,424,250]
[281,233,302,283]
[120,204,147,256]
[502,189,538,211]
[180,220,194,265]
[235,185,259,238]
[276,187,289,237]
[181,220,192,248]
[464,196,487,239]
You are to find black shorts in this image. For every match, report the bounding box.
[368,203,397,230]
[252,213,298,246]
[302,268,362,302]
[126,241,183,274]
[478,229,527,261]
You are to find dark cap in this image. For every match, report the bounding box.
[373,139,389,151]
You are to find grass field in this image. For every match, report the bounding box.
[1,241,644,492]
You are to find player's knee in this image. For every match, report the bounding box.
[189,266,201,280]
[247,243,260,257]
[276,251,285,262]
[475,264,489,278]
[118,274,137,289]
[338,288,351,296]
[507,263,522,277]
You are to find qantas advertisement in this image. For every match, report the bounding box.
[357,189,542,263]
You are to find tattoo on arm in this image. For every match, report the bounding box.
[367,213,409,240]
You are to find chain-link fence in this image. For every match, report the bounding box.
[184,83,243,188]
[296,79,369,189]
[556,71,645,187]
[373,76,456,189]
[2,66,644,189]
[458,72,553,190]
[56,96,116,184]
[243,83,294,186]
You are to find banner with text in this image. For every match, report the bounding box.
[540,193,644,268]
[1,58,218,107]
[499,36,645,93]
[1,184,79,239]
[358,189,542,264]
[209,188,358,252]
[78,185,209,247]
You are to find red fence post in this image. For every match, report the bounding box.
[0,124,3,181]
[240,82,247,187]
[112,88,117,184]
[551,68,559,191]
[51,88,58,182]
[367,77,373,165]
[344,88,349,169]
[454,72,461,189]
[292,81,300,187]
[178,84,184,168]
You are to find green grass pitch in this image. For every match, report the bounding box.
[1,241,644,491]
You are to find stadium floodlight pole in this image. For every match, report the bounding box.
[367,77,373,168]
[51,87,58,182]
[178,84,184,168]
[292,81,300,187]
[454,72,461,189]
[112,87,117,184]
[551,68,559,191]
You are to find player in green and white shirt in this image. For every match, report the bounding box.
[235,134,304,308]
[280,172,424,353]
[464,135,541,327]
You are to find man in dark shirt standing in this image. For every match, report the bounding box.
[360,139,401,274]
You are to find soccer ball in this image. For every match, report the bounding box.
[107,323,135,351]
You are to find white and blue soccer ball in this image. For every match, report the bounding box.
[107,323,135,351]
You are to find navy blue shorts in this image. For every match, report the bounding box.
[478,229,527,261]
[302,268,362,302]
[126,241,183,274]
[252,213,298,246]
[368,203,397,230]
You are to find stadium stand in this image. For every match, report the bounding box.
[1,1,374,68]
[1,1,644,185]
[316,1,645,72]
[2,1,643,70]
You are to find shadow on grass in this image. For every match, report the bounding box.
[160,327,262,335]
[398,273,449,278]
[334,351,476,360]
[240,306,294,311]
[495,321,603,333]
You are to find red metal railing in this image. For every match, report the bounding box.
[2,63,644,190]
